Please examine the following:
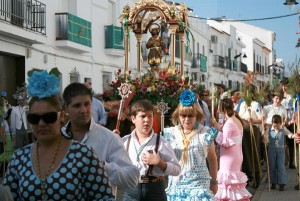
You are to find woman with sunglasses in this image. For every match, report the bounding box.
[2,70,114,201]
[164,89,218,200]
[214,98,252,200]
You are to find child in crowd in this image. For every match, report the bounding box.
[262,114,295,191]
[121,99,181,201]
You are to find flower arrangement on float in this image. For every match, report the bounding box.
[103,67,195,114]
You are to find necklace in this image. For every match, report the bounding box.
[180,127,196,164]
[36,136,64,201]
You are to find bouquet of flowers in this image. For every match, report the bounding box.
[104,68,195,114]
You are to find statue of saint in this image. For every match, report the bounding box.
[146,23,168,70]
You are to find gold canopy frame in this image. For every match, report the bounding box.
[119,0,190,79]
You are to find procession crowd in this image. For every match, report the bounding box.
[0,70,300,201]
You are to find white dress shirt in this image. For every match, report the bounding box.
[263,104,287,125]
[122,129,181,177]
[77,119,139,189]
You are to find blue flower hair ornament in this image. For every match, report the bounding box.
[27,70,60,99]
[179,89,196,106]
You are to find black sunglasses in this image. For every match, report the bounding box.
[27,112,59,125]
[179,114,195,119]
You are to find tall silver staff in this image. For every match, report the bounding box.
[116,82,132,130]
[115,82,132,201]
[157,99,170,135]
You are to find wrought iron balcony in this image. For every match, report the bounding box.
[241,62,248,73]
[0,0,46,35]
[233,60,238,71]
[104,25,124,50]
[212,55,225,69]
[56,13,92,47]
[225,56,231,70]
[191,53,207,72]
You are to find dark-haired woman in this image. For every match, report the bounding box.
[214,98,252,201]
[2,70,114,201]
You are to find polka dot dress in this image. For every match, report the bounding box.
[164,125,218,201]
[2,141,114,201]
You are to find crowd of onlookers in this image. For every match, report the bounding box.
[0,72,300,200]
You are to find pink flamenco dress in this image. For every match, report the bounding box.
[215,119,252,201]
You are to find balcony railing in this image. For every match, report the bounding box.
[241,62,247,73]
[0,0,46,35]
[212,55,225,68]
[105,25,124,50]
[256,63,262,74]
[56,13,92,47]
[233,60,238,71]
[191,53,207,72]
[200,54,207,72]
[225,56,231,70]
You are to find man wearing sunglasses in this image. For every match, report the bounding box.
[62,83,139,197]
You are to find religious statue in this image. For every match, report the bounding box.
[146,23,168,70]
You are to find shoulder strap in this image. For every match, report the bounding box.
[154,133,160,153]
[126,135,131,152]
[146,133,160,176]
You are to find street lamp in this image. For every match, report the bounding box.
[296,38,300,48]
[284,0,298,10]
[233,53,247,60]
[268,64,279,89]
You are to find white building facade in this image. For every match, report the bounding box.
[0,0,277,103]
[0,0,136,103]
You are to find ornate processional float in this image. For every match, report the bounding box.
[108,0,195,132]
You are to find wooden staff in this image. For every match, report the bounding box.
[294,118,297,169]
[297,100,300,186]
[292,111,299,196]
[261,111,270,192]
[248,107,262,186]
[115,83,132,201]
[211,86,216,118]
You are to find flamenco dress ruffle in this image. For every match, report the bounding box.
[167,186,215,201]
[215,171,252,201]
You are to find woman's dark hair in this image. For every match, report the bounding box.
[221,98,244,126]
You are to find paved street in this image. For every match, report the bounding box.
[252,167,300,201]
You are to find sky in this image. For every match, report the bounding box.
[184,0,300,72]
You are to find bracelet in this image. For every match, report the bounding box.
[210,179,218,185]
